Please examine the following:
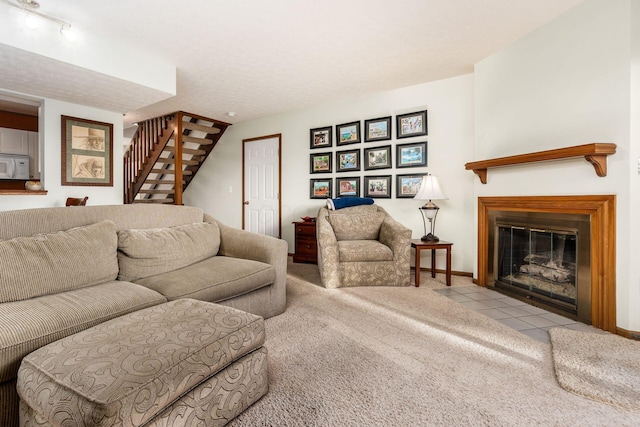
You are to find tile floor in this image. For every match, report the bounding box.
[433,285,601,343]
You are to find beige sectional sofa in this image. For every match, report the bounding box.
[0,204,287,426]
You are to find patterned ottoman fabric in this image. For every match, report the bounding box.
[17,299,268,427]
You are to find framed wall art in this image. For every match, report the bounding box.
[396,174,425,198]
[336,149,360,172]
[396,141,427,168]
[310,126,332,149]
[364,175,392,198]
[336,176,360,197]
[364,116,391,142]
[363,145,391,170]
[336,121,361,145]
[396,110,427,139]
[310,152,332,174]
[61,115,113,186]
[310,178,332,199]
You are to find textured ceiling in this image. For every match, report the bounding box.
[0,0,584,126]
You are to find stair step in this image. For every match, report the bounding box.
[145,179,184,185]
[155,158,199,165]
[150,169,193,175]
[164,146,206,156]
[181,135,214,145]
[138,189,175,194]
[182,122,223,134]
[133,198,174,204]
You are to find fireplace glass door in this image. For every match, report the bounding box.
[496,224,578,310]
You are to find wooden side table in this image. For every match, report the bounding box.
[411,240,453,287]
[293,221,317,263]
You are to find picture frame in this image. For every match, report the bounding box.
[364,116,391,142]
[363,145,391,170]
[396,141,427,168]
[310,178,332,199]
[336,176,360,197]
[61,115,113,186]
[396,174,425,198]
[396,110,427,139]
[336,149,360,172]
[310,126,332,149]
[364,175,392,198]
[336,121,361,145]
[310,152,332,174]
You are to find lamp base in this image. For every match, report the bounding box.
[421,233,439,242]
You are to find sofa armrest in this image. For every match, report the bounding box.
[205,215,288,315]
[316,207,341,288]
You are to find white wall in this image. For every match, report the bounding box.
[0,94,124,211]
[474,0,637,330]
[185,74,476,273]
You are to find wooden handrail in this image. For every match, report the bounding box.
[465,143,616,184]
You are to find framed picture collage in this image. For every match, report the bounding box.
[309,110,429,200]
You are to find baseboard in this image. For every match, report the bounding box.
[616,326,640,341]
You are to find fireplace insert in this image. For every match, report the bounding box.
[488,211,591,323]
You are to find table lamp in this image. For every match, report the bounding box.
[413,174,447,241]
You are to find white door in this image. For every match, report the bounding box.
[243,135,281,238]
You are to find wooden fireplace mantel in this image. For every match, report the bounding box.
[465,143,617,184]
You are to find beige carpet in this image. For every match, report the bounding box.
[229,261,640,426]
[549,327,640,411]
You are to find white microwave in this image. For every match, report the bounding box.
[0,153,30,180]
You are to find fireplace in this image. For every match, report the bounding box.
[488,211,591,323]
[477,196,616,332]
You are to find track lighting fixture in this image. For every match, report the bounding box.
[8,0,77,41]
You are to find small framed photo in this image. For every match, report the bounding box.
[396,174,425,198]
[310,152,332,174]
[336,149,360,172]
[336,121,361,145]
[364,175,392,198]
[364,116,391,142]
[396,141,427,168]
[310,178,333,199]
[336,176,360,197]
[310,126,332,149]
[61,115,113,186]
[396,110,427,139]
[363,145,391,170]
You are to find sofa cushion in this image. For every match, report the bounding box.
[0,220,118,303]
[327,212,385,241]
[0,281,166,384]
[117,221,220,282]
[337,240,393,262]
[134,256,275,303]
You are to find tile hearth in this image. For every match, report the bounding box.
[433,286,601,343]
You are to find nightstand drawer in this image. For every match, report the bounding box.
[295,223,316,237]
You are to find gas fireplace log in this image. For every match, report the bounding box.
[519,264,574,283]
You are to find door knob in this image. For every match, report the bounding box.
[244,201,250,205]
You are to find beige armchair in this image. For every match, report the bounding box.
[316,204,411,288]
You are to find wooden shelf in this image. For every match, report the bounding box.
[0,190,47,195]
[465,143,617,184]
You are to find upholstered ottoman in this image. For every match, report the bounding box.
[16,299,268,426]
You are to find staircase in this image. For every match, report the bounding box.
[124,111,230,205]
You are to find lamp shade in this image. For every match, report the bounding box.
[413,174,447,201]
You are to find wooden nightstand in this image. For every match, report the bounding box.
[293,221,317,264]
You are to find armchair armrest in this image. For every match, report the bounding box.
[379,216,412,286]
[379,216,412,258]
[316,207,341,288]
